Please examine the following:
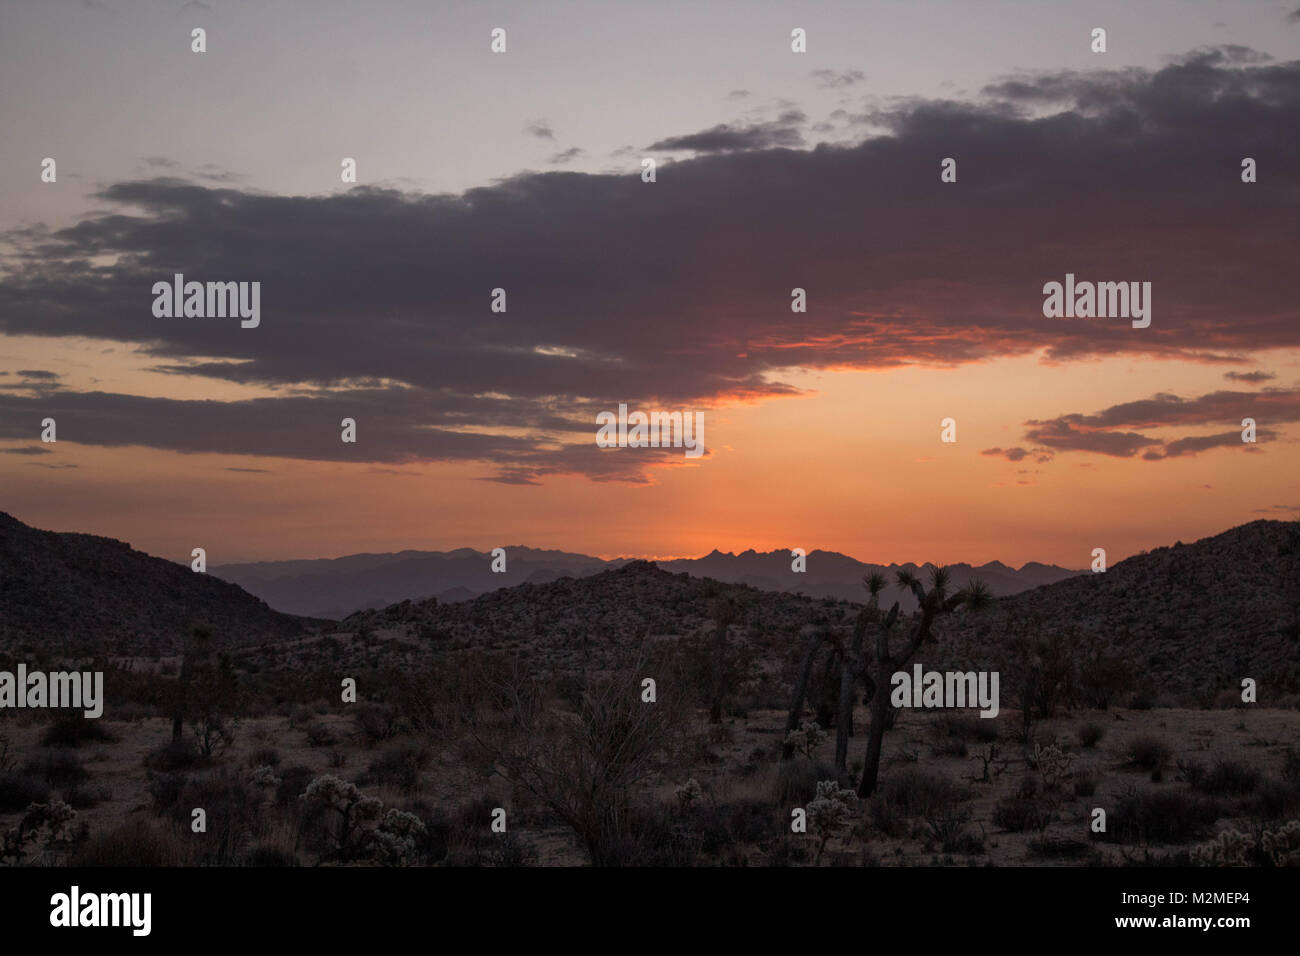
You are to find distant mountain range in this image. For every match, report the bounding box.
[213,546,1083,619]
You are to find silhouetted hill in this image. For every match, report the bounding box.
[944,520,1300,700]
[0,512,312,654]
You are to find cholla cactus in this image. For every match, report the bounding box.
[1192,829,1252,866]
[299,774,384,862]
[1193,822,1300,867]
[248,764,281,791]
[1,800,78,864]
[676,777,704,810]
[1261,820,1300,867]
[807,779,858,864]
[1033,743,1075,787]
[368,809,427,866]
[784,719,827,759]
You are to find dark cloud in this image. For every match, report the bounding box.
[1023,420,1163,458]
[224,466,270,473]
[1224,370,1275,383]
[17,370,60,380]
[1288,9,1300,24]
[1,49,1298,481]
[548,147,583,165]
[0,445,54,455]
[649,112,806,152]
[523,121,555,140]
[812,69,865,89]
[1144,429,1275,459]
[1020,388,1299,460]
[981,446,1029,461]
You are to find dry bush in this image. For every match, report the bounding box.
[468,647,692,866]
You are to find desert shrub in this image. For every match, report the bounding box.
[73,818,189,866]
[402,802,451,864]
[275,765,316,808]
[932,737,968,758]
[879,770,966,817]
[1281,748,1300,784]
[245,747,281,768]
[1176,759,1206,787]
[359,742,430,793]
[1129,688,1156,711]
[482,832,539,867]
[353,702,404,743]
[40,715,117,748]
[1248,778,1300,821]
[934,714,998,744]
[1029,835,1091,859]
[774,758,838,805]
[926,804,980,853]
[23,751,88,788]
[62,783,111,809]
[992,778,1052,832]
[1078,651,1135,710]
[0,770,50,811]
[724,798,774,846]
[303,721,336,747]
[872,771,966,836]
[240,844,298,867]
[1078,722,1106,748]
[1125,735,1171,772]
[1073,773,1098,798]
[1196,760,1261,796]
[764,836,809,866]
[144,738,204,772]
[1103,787,1222,844]
[146,771,188,815]
[176,771,266,863]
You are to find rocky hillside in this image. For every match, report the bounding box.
[941,520,1300,702]
[343,559,856,674]
[0,512,313,655]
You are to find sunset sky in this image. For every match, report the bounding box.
[1,0,1298,567]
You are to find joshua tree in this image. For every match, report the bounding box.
[855,565,990,797]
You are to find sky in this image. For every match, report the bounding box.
[1,0,1299,567]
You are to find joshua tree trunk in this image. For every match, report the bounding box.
[708,591,742,724]
[781,626,825,759]
[709,618,727,723]
[834,612,870,775]
[857,660,894,797]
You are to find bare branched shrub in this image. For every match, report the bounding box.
[468,647,690,866]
